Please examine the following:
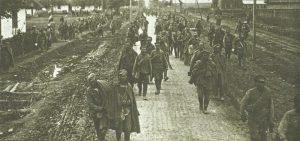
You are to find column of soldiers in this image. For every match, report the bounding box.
[207,9,300,141]
[0,12,111,72]
[158,10,282,141]
[86,9,300,141]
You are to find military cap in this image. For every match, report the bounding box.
[254,75,266,82]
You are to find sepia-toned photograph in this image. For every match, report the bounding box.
[0,0,299,140]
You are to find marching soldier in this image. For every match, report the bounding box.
[86,73,109,141]
[223,29,234,59]
[211,44,226,101]
[151,42,168,95]
[189,50,215,114]
[208,24,215,47]
[234,36,247,69]
[235,19,243,39]
[139,31,148,47]
[0,38,14,72]
[278,94,300,141]
[116,69,140,141]
[241,21,250,40]
[132,47,152,100]
[190,42,204,73]
[37,29,47,51]
[195,19,203,37]
[240,75,274,141]
[213,26,225,49]
[145,37,155,55]
[118,42,138,87]
[214,7,222,26]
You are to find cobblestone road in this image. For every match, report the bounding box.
[128,15,250,141]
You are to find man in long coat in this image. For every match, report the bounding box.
[240,75,274,141]
[118,42,138,86]
[278,94,300,141]
[211,44,226,101]
[86,73,109,141]
[115,69,140,141]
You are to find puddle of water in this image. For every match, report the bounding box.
[53,64,62,78]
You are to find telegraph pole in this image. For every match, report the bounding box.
[252,0,256,59]
[130,0,132,21]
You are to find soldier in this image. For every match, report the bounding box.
[0,39,13,72]
[151,42,168,95]
[190,42,204,73]
[278,94,300,141]
[213,26,225,49]
[145,37,155,55]
[223,29,234,59]
[86,73,109,141]
[234,36,247,69]
[132,47,152,100]
[195,19,203,37]
[155,20,162,35]
[208,24,215,47]
[235,19,243,39]
[183,28,192,65]
[31,26,38,50]
[211,44,226,101]
[37,29,47,51]
[118,42,138,87]
[176,30,184,60]
[46,26,52,49]
[214,7,222,26]
[241,21,250,40]
[240,75,274,141]
[97,22,104,38]
[116,70,140,141]
[139,31,148,47]
[189,50,215,114]
[159,39,172,81]
[12,30,24,56]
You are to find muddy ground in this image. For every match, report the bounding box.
[1,18,128,140]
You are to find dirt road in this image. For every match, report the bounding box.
[128,15,249,141]
[130,55,249,141]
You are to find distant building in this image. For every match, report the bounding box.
[71,6,81,12]
[23,0,44,16]
[173,0,213,9]
[265,0,300,9]
[0,0,42,39]
[82,5,96,12]
[53,5,70,13]
[243,0,267,9]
